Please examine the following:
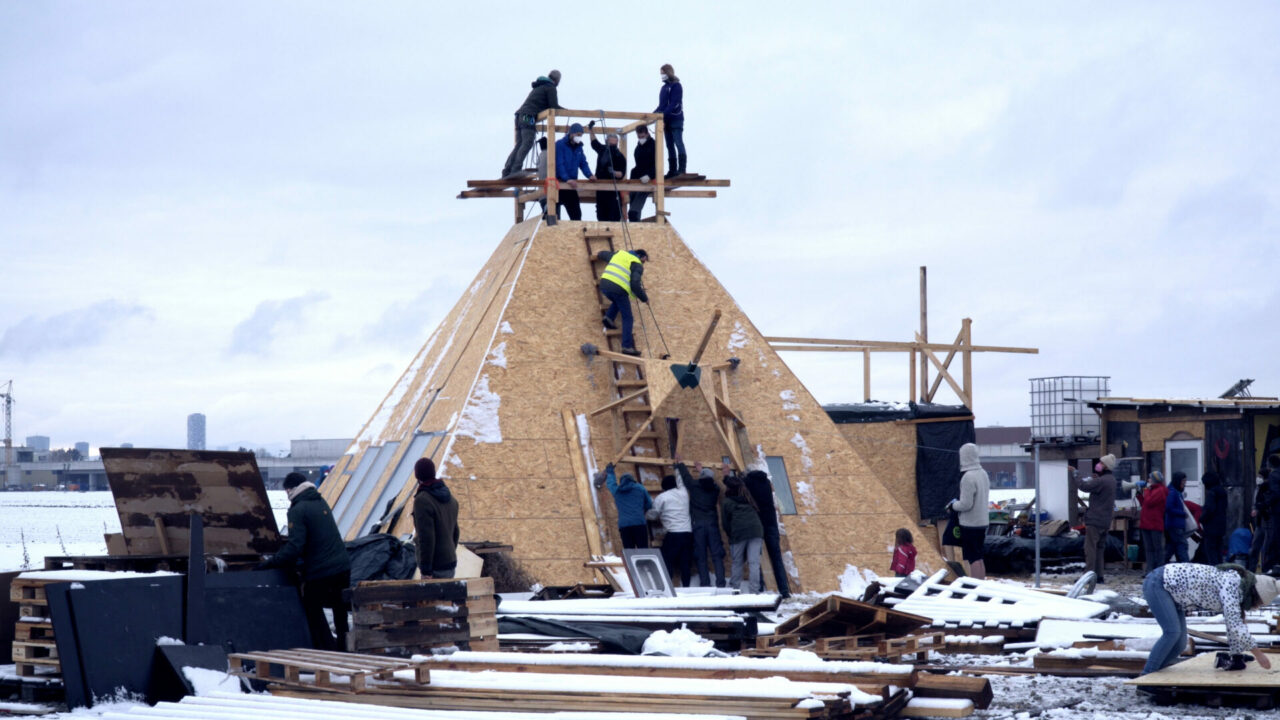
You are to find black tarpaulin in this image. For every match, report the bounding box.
[496,616,652,654]
[347,533,417,585]
[916,419,976,521]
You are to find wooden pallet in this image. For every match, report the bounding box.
[15,620,54,642]
[12,641,59,662]
[775,595,930,639]
[748,631,943,662]
[350,577,497,656]
[11,575,61,676]
[228,648,428,693]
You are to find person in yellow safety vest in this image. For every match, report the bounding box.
[597,248,649,356]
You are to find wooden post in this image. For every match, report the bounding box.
[863,348,871,402]
[920,266,928,401]
[153,516,170,555]
[562,408,604,557]
[908,346,917,404]
[962,318,973,411]
[546,110,558,216]
[654,117,665,225]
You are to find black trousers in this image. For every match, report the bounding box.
[558,189,583,220]
[619,524,649,549]
[755,524,791,596]
[660,531,694,586]
[595,192,623,221]
[302,570,350,651]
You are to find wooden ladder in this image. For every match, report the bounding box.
[583,227,665,484]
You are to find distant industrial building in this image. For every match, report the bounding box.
[74,442,90,458]
[187,413,206,450]
[25,435,50,452]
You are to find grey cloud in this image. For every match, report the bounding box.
[335,285,456,352]
[0,300,152,360]
[228,292,328,356]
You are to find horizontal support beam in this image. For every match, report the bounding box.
[537,109,662,122]
[589,388,649,417]
[469,189,717,202]
[766,337,1038,354]
[588,348,646,364]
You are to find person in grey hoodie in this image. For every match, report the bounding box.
[1081,453,1119,583]
[948,443,990,579]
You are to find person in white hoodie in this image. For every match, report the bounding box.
[948,443,990,579]
[648,472,694,586]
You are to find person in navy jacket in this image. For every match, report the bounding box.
[554,123,596,220]
[655,63,686,178]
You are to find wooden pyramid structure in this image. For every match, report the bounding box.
[321,218,941,591]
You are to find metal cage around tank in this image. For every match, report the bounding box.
[1029,376,1110,442]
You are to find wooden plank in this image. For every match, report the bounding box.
[562,407,604,557]
[764,336,1039,354]
[352,582,469,605]
[589,388,649,417]
[537,109,663,122]
[903,699,974,718]
[961,318,973,411]
[654,117,665,225]
[613,412,657,465]
[916,332,970,407]
[925,326,966,402]
[912,673,993,710]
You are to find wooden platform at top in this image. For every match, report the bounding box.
[459,175,730,199]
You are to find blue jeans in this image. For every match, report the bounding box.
[664,123,685,172]
[1142,566,1187,674]
[1166,527,1190,563]
[692,522,726,587]
[601,282,635,350]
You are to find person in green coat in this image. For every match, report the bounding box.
[721,476,764,593]
[258,472,352,650]
[412,458,460,579]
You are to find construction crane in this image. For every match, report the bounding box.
[1,381,11,488]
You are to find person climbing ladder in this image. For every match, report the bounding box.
[598,248,649,356]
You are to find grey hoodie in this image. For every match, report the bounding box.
[952,443,990,528]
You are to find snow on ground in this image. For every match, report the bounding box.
[0,491,290,572]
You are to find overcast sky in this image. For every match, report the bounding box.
[2,2,1278,453]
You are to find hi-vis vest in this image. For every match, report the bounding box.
[600,251,641,297]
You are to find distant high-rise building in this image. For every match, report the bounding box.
[121,442,134,449]
[74,441,90,459]
[187,413,207,450]
[25,435,50,452]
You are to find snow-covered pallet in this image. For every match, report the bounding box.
[350,577,498,656]
[227,648,429,693]
[1031,647,1145,676]
[10,575,61,677]
[888,570,1109,624]
[746,631,943,663]
[774,595,929,639]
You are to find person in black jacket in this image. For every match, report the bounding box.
[412,458,460,579]
[258,472,352,650]
[1264,455,1280,572]
[1199,471,1228,565]
[589,124,626,221]
[501,70,562,178]
[677,459,727,587]
[1250,467,1272,571]
[742,469,791,597]
[627,125,657,222]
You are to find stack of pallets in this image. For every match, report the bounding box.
[10,576,60,678]
[228,648,428,692]
[749,595,939,662]
[350,577,498,656]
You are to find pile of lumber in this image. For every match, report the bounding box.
[10,574,61,678]
[750,595,940,663]
[229,648,429,693]
[886,571,1109,624]
[350,577,498,656]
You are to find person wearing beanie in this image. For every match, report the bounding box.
[411,457,460,579]
[587,122,627,221]
[258,471,352,650]
[502,69,563,179]
[1251,467,1272,572]
[554,122,596,220]
[654,63,686,178]
[947,443,991,580]
[677,458,727,588]
[627,124,657,222]
[1141,562,1277,675]
[1138,470,1168,574]
[722,474,764,593]
[599,463,652,548]
[742,468,792,597]
[1080,454,1118,583]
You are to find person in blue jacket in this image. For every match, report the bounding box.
[597,463,652,548]
[655,63,686,178]
[1228,526,1253,566]
[554,123,596,221]
[1164,472,1191,563]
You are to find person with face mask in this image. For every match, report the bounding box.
[588,122,627,221]
[628,125,657,221]
[554,123,596,220]
[655,63,686,178]
[502,70,562,179]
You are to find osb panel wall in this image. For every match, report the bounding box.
[837,423,919,521]
[1140,420,1206,452]
[331,219,940,590]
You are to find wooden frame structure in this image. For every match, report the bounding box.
[458,108,729,223]
[767,267,1038,409]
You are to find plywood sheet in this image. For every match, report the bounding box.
[100,448,280,556]
[1129,651,1280,688]
[1140,420,1206,452]
[838,423,919,520]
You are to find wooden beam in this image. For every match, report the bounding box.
[589,388,649,417]
[920,266,928,401]
[916,332,970,407]
[765,337,1038,354]
[538,109,663,122]
[908,347,917,404]
[714,395,745,427]
[893,415,976,426]
[863,348,871,402]
[590,348,645,364]
[962,318,973,411]
[153,516,170,555]
[926,326,967,402]
[654,117,665,225]
[613,414,657,465]
[562,408,603,557]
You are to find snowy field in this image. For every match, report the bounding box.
[0,491,290,572]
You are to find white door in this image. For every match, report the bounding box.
[1165,439,1205,506]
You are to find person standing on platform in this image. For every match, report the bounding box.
[1200,472,1228,565]
[948,443,991,580]
[257,472,352,650]
[721,475,764,593]
[742,469,792,598]
[502,70,561,178]
[597,248,648,356]
[599,463,652,548]
[1079,454,1118,583]
[412,458,460,579]
[648,471,693,586]
[588,124,626,221]
[1165,472,1192,564]
[655,64,686,178]
[554,123,596,221]
[678,459,727,587]
[627,125,657,222]
[1138,470,1168,574]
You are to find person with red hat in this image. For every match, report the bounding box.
[412,458,460,579]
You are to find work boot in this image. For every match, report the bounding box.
[602,313,617,330]
[621,347,641,357]
[677,153,688,176]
